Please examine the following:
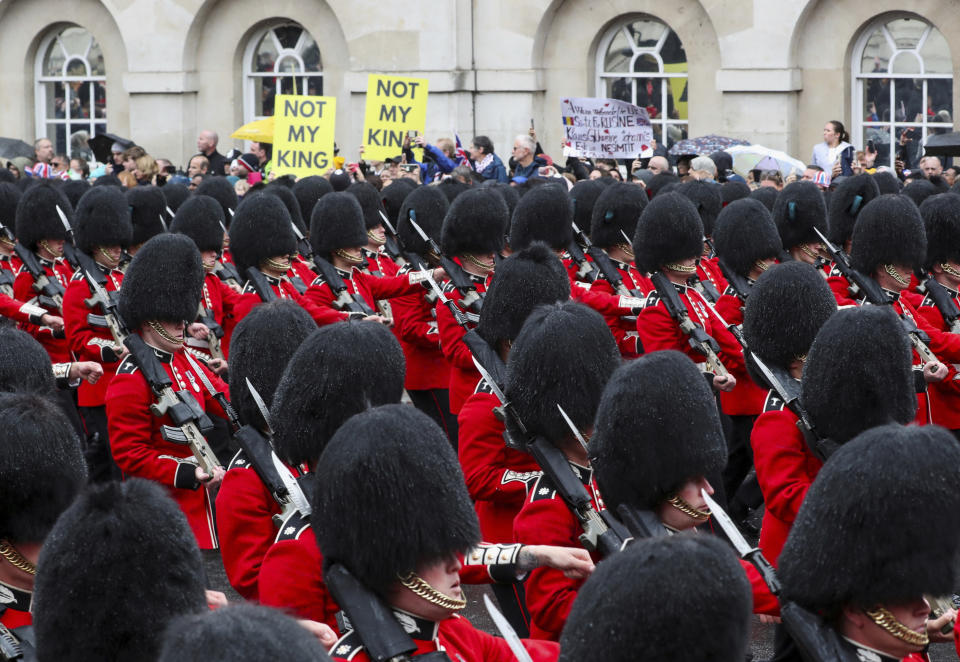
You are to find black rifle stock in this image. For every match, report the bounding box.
[716,257,753,301]
[13,244,64,311]
[312,257,374,316]
[244,267,278,303]
[408,210,483,314]
[916,271,960,333]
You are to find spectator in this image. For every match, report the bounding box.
[134,154,159,185]
[27,137,65,179]
[689,155,717,181]
[509,133,547,179]
[802,164,823,181]
[111,142,126,170]
[68,156,89,180]
[944,165,960,187]
[758,170,783,190]
[187,154,209,179]
[468,135,507,183]
[196,130,228,176]
[119,145,146,187]
[251,141,273,178]
[405,135,457,182]
[647,155,671,175]
[919,155,943,179]
[811,120,854,177]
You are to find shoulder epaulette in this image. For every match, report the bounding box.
[115,355,139,375]
[329,629,364,660]
[529,473,559,502]
[763,390,787,412]
[274,511,310,543]
[502,470,541,491]
[643,290,661,307]
[227,449,249,471]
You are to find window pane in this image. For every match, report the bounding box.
[636,78,660,116]
[666,77,688,120]
[893,78,923,121]
[649,123,663,148]
[274,25,302,50]
[276,55,301,74]
[920,28,951,74]
[278,76,301,95]
[253,76,277,117]
[895,126,923,168]
[627,19,665,49]
[58,27,91,58]
[886,18,925,50]
[862,126,891,165]
[304,75,324,96]
[660,30,687,72]
[604,28,631,73]
[89,39,105,76]
[891,51,921,75]
[48,123,67,155]
[66,58,87,77]
[43,39,65,76]
[301,32,321,71]
[860,28,891,74]
[604,77,631,103]
[633,53,659,73]
[928,78,953,122]
[864,78,892,120]
[254,33,279,72]
[665,123,686,148]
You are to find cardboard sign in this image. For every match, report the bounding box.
[363,74,429,161]
[560,97,654,159]
[272,94,337,178]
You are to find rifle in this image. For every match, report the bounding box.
[715,257,753,301]
[244,267,278,303]
[0,217,17,296]
[13,244,64,311]
[567,222,600,283]
[182,347,240,434]
[123,334,220,477]
[212,260,242,288]
[915,271,960,334]
[687,267,722,304]
[408,212,483,315]
[377,209,408,267]
[573,221,637,296]
[77,255,128,352]
[290,222,313,262]
[194,302,225,361]
[54,205,81,270]
[0,622,34,662]
[312,257,374,317]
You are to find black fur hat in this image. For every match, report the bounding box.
[161,182,191,214]
[801,306,915,445]
[560,535,751,662]
[489,181,520,220]
[676,180,722,237]
[380,178,417,225]
[272,321,405,467]
[509,183,573,252]
[347,181,387,230]
[902,179,938,208]
[14,182,71,250]
[196,176,238,225]
[779,424,960,613]
[126,185,168,247]
[591,351,726,511]
[0,326,55,395]
[0,392,86,544]
[228,299,316,431]
[772,180,828,250]
[0,182,21,230]
[33,479,207,662]
[712,198,782,278]
[646,172,680,198]
[61,179,90,211]
[313,404,480,594]
[589,182,647,248]
[920,192,960,269]
[849,194,927,275]
[720,180,751,205]
[477,243,571,346]
[441,188,508,256]
[229,192,297,274]
[158,604,332,662]
[742,262,836,371]
[118,233,204,329]
[292,175,333,224]
[827,173,880,246]
[397,185,449,257]
[437,178,469,203]
[170,195,225,253]
[569,179,606,239]
[73,185,133,253]
[632,192,704,273]
[309,191,368,258]
[504,301,619,444]
[91,173,122,188]
[873,170,901,194]
[264,182,306,235]
[748,186,778,212]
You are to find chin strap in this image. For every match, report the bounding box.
[865,606,929,647]
[754,259,771,273]
[663,262,697,274]
[0,539,36,576]
[463,253,495,271]
[666,494,710,521]
[264,256,292,272]
[616,242,635,259]
[799,243,821,261]
[398,572,467,611]
[941,262,960,279]
[334,248,365,265]
[147,320,184,346]
[39,239,64,258]
[367,229,386,245]
[883,264,910,287]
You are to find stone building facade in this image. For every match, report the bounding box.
[0,0,956,169]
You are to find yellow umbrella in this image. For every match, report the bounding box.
[231,117,275,143]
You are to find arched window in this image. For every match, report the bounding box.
[595,17,688,149]
[35,26,106,157]
[243,22,323,123]
[853,16,952,169]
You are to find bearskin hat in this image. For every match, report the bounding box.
[779,424,960,613]
[170,195,225,253]
[161,182,191,214]
[488,181,520,220]
[632,192,704,274]
[272,321,405,467]
[73,185,133,253]
[591,351,726,511]
[570,179,607,240]
[509,183,573,252]
[346,181,387,231]
[33,479,207,662]
[477,243,571,346]
[873,170,901,194]
[313,404,480,594]
[264,182,306,235]
[126,186,168,247]
[380,178,417,225]
[902,179,938,208]
[559,535,751,662]
[920,192,960,269]
[397,185,449,258]
[504,301,619,444]
[742,262,836,372]
[0,392,86,544]
[849,194,927,275]
[292,175,332,224]
[801,306,915,446]
[61,179,90,210]
[772,180,827,250]
[437,178,469,203]
[827,173,880,246]
[712,199,782,278]
[589,182,647,248]
[676,180,722,237]
[0,327,55,395]
[646,172,680,199]
[14,182,70,250]
[158,604,332,662]
[721,181,751,205]
[0,169,13,185]
[91,173,122,188]
[309,191,368,258]
[748,186,779,212]
[0,182,21,230]
[118,233,204,330]
[196,176,238,225]
[229,193,297,275]
[441,188,508,256]
[228,300,316,431]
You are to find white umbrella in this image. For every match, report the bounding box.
[725,144,806,179]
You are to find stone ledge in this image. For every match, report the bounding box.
[123,72,198,94]
[343,69,543,93]
[715,68,802,92]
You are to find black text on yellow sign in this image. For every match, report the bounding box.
[272,94,337,179]
[363,75,429,162]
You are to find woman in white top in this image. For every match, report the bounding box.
[810,120,854,178]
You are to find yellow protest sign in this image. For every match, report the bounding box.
[272,94,337,179]
[362,74,429,161]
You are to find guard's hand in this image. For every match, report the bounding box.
[41,313,64,330]
[926,608,956,643]
[361,314,391,326]
[187,322,209,339]
[114,344,129,361]
[297,620,339,647]
[196,465,226,490]
[712,373,737,392]
[431,267,447,283]
[924,361,948,383]
[227,281,243,294]
[70,361,104,384]
[521,545,595,580]
[208,358,228,376]
[205,589,228,610]
[758,614,782,625]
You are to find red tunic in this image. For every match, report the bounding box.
[436,271,488,414]
[715,288,766,416]
[391,264,449,391]
[0,581,32,629]
[105,344,228,549]
[13,255,73,362]
[909,286,960,430]
[189,272,243,359]
[62,265,124,407]
[230,272,347,332]
[589,258,651,359]
[303,265,425,323]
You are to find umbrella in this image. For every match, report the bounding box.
[89,133,134,164]
[668,134,750,156]
[0,138,35,162]
[924,132,960,157]
[725,144,806,179]
[231,117,275,144]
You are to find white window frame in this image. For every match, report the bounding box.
[242,23,323,125]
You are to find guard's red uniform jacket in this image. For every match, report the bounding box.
[363,247,400,278]
[13,255,73,362]
[751,390,822,565]
[436,270,488,414]
[304,264,427,322]
[290,256,318,289]
[458,381,542,543]
[391,263,449,391]
[512,463,601,641]
[715,285,767,416]
[1,252,47,328]
[231,272,347,333]
[330,611,559,662]
[0,581,32,629]
[697,257,728,298]
[63,264,124,407]
[187,271,243,360]
[106,343,228,549]
[906,285,960,430]
[588,257,652,359]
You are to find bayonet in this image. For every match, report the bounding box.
[483,594,533,662]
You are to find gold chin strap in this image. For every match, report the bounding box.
[799,244,820,261]
[754,259,771,273]
[148,320,184,346]
[667,494,711,521]
[202,260,217,272]
[97,246,118,265]
[865,606,929,647]
[367,229,386,245]
[39,239,64,258]
[264,256,291,272]
[398,572,467,611]
[463,254,495,271]
[617,242,635,259]
[941,262,960,279]
[0,236,14,249]
[884,264,910,287]
[334,248,364,265]
[0,539,37,576]
[663,262,697,274]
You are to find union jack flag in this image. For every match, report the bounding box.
[454,134,471,167]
